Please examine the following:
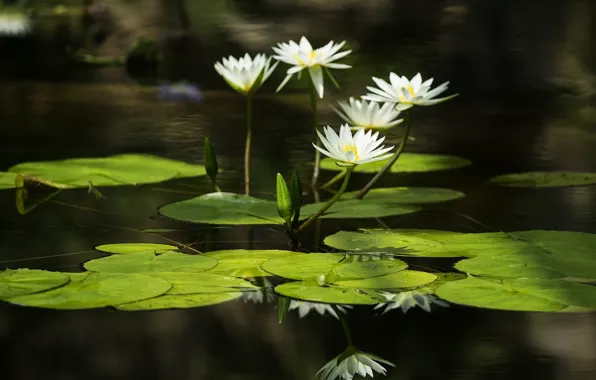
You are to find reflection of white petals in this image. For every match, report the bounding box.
[316,349,394,380]
[363,72,455,108]
[272,36,351,98]
[333,97,403,131]
[313,124,394,166]
[214,53,277,95]
[375,291,449,313]
[240,288,275,304]
[0,12,31,36]
[289,300,352,319]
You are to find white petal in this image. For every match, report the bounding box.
[308,66,325,98]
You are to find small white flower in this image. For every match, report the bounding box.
[375,291,449,313]
[272,36,352,98]
[363,73,456,111]
[0,11,31,36]
[316,349,395,380]
[214,53,278,95]
[289,300,352,319]
[313,125,394,166]
[332,97,403,131]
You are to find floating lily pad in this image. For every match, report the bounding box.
[320,153,472,174]
[146,272,256,294]
[341,187,465,204]
[95,243,178,255]
[300,199,421,219]
[324,229,465,257]
[8,272,171,310]
[159,192,283,225]
[261,253,407,282]
[116,292,241,311]
[8,154,207,188]
[335,270,437,289]
[0,172,18,189]
[0,269,70,299]
[204,250,305,277]
[274,282,378,305]
[488,171,596,188]
[436,276,596,312]
[84,251,217,273]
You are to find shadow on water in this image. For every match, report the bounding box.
[1,1,596,379]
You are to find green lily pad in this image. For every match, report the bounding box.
[324,229,465,257]
[320,153,472,174]
[95,243,178,255]
[0,269,70,299]
[84,251,218,273]
[274,282,378,305]
[335,270,437,289]
[341,187,465,204]
[116,292,241,311]
[0,172,18,189]
[488,172,596,188]
[204,249,305,277]
[436,276,596,312]
[7,272,171,310]
[8,154,207,188]
[300,199,421,219]
[146,272,257,294]
[261,253,407,281]
[159,192,283,225]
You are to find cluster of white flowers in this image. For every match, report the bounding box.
[214,36,455,167]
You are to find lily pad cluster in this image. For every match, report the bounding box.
[324,229,596,312]
[0,244,305,311]
[158,187,464,225]
[0,154,208,189]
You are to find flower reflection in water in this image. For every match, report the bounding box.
[289,300,353,319]
[316,348,395,380]
[157,82,202,103]
[375,290,450,313]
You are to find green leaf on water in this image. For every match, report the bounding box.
[274,282,379,305]
[488,171,596,188]
[261,253,407,282]
[115,291,241,311]
[84,251,217,273]
[145,272,257,294]
[300,199,421,219]
[0,172,19,189]
[95,243,179,255]
[204,249,305,277]
[436,276,596,312]
[320,153,472,174]
[0,269,70,299]
[324,229,465,257]
[341,187,465,204]
[7,272,171,310]
[335,270,437,289]
[7,154,207,189]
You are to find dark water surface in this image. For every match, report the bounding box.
[2,2,596,377]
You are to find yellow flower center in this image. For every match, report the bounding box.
[341,143,360,162]
[293,50,318,66]
[398,84,416,102]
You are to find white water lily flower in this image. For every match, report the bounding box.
[272,36,352,98]
[363,73,456,111]
[0,11,31,36]
[289,300,353,319]
[214,53,278,95]
[375,291,449,313]
[313,124,394,166]
[316,349,395,380]
[333,97,403,131]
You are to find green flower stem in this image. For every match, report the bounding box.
[355,110,412,199]
[331,304,353,347]
[321,168,346,189]
[296,165,354,234]
[244,94,253,195]
[309,74,321,187]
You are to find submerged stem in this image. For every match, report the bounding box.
[297,165,354,233]
[331,304,353,346]
[309,75,321,187]
[355,111,412,199]
[244,94,253,195]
